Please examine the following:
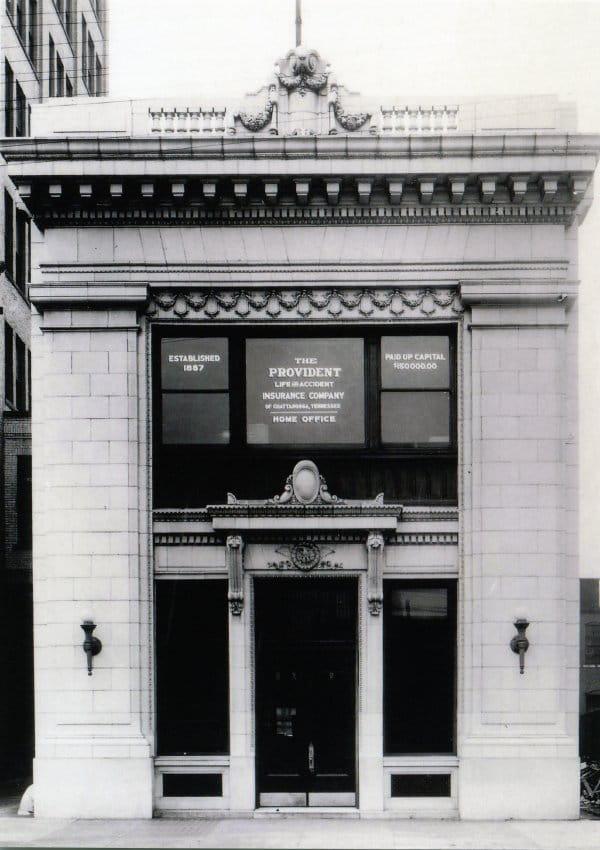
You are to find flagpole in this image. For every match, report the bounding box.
[295,0,302,46]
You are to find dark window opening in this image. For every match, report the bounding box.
[15,208,29,292]
[15,82,26,136]
[16,454,32,549]
[391,774,451,797]
[95,57,102,95]
[48,35,55,97]
[87,33,95,94]
[162,774,223,798]
[5,190,14,281]
[15,334,26,411]
[5,60,14,136]
[27,0,37,63]
[81,16,87,83]
[4,322,14,406]
[154,327,457,507]
[16,0,25,40]
[65,75,73,97]
[155,580,229,755]
[56,55,64,97]
[384,580,457,754]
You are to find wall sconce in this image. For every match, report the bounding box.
[80,613,102,676]
[510,617,530,674]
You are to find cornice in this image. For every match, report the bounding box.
[3,132,600,162]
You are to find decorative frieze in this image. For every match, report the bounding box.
[147,287,464,323]
[267,543,343,572]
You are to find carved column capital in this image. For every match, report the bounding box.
[226,535,244,615]
[366,531,385,615]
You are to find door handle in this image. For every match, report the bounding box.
[308,740,315,774]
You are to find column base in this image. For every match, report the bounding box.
[33,756,154,819]
[458,756,580,820]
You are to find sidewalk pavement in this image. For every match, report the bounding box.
[0,809,599,850]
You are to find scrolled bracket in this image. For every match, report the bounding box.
[227,535,244,616]
[366,531,385,616]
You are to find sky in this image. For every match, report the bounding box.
[108,0,600,572]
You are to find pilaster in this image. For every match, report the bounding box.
[31,290,153,818]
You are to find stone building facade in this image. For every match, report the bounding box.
[2,45,599,818]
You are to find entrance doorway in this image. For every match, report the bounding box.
[255,577,357,807]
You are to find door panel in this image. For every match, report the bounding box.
[255,578,357,807]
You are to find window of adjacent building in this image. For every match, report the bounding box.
[5,191,30,295]
[81,15,87,82]
[27,0,37,64]
[15,454,32,549]
[15,82,27,136]
[155,580,229,755]
[95,56,102,95]
[154,328,457,507]
[15,334,26,411]
[87,33,95,94]
[4,190,14,280]
[4,322,14,407]
[4,60,14,136]
[15,0,25,40]
[15,208,29,293]
[56,55,64,97]
[383,580,457,754]
[48,35,55,97]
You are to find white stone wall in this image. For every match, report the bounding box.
[458,303,580,819]
[31,304,152,818]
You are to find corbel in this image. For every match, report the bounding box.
[479,176,496,203]
[49,184,62,199]
[387,178,404,205]
[110,183,123,198]
[294,179,311,205]
[449,177,466,204]
[419,179,435,204]
[356,178,373,205]
[263,179,280,204]
[326,179,341,205]
[539,176,558,203]
[201,180,217,201]
[570,175,589,200]
[15,182,31,199]
[171,181,186,199]
[226,535,244,616]
[78,184,93,199]
[366,531,385,615]
[509,176,528,203]
[141,182,154,198]
[233,180,249,202]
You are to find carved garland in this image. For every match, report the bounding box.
[333,98,371,132]
[237,99,275,132]
[147,287,464,321]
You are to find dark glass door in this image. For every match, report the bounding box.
[255,578,357,807]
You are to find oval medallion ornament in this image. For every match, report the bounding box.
[290,543,321,572]
[292,460,320,504]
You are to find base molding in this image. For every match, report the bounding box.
[34,757,154,819]
[457,756,580,820]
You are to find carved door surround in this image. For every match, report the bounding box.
[212,460,400,615]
